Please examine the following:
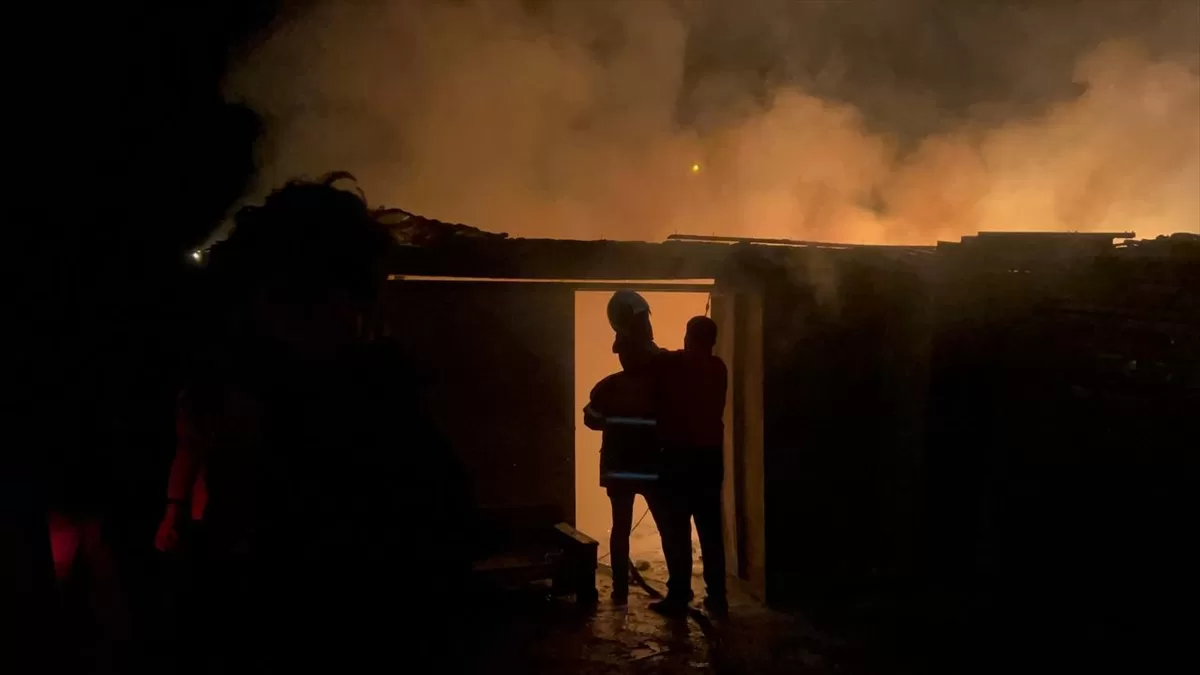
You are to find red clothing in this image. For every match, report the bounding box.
[653,350,728,449]
[651,349,729,598]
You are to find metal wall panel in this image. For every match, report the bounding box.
[381,281,576,525]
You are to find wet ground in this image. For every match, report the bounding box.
[467,563,861,674]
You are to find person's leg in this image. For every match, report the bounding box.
[692,482,727,606]
[47,511,81,582]
[646,487,693,603]
[607,488,635,599]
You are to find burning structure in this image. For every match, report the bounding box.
[379,220,1198,624]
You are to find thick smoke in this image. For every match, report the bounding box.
[227,0,1200,243]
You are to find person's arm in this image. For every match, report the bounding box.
[166,426,201,502]
[155,407,204,552]
[583,404,606,431]
[583,377,612,431]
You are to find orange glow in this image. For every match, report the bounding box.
[231,7,1200,245]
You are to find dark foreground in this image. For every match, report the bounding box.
[466,563,1190,675]
[469,569,855,675]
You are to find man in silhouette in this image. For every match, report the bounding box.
[583,291,666,603]
[649,316,729,616]
[154,175,472,670]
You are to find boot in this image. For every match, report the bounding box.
[611,559,629,604]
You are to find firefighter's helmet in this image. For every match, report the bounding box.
[607,290,651,338]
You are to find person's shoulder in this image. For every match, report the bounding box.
[652,348,684,367]
[592,371,626,394]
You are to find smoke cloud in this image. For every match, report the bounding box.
[226,0,1200,243]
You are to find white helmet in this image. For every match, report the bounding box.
[607,290,651,337]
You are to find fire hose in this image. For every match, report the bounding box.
[593,512,715,638]
[597,506,661,597]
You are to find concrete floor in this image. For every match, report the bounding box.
[465,565,859,675]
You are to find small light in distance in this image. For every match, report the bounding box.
[690,163,701,174]
[190,250,202,262]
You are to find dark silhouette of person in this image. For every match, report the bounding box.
[154,174,473,671]
[583,291,666,603]
[16,5,269,666]
[154,392,209,554]
[649,315,729,616]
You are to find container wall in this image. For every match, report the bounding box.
[381,281,576,527]
[713,288,767,600]
[755,253,933,610]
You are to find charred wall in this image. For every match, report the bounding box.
[736,248,935,610]
[720,236,1198,626]
[380,280,576,539]
[924,241,1200,641]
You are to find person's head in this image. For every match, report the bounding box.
[684,316,718,354]
[607,290,654,344]
[608,290,656,372]
[206,173,392,352]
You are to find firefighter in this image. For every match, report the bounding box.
[583,291,666,603]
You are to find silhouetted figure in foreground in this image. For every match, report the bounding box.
[154,175,472,672]
[584,291,666,603]
[649,316,729,616]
